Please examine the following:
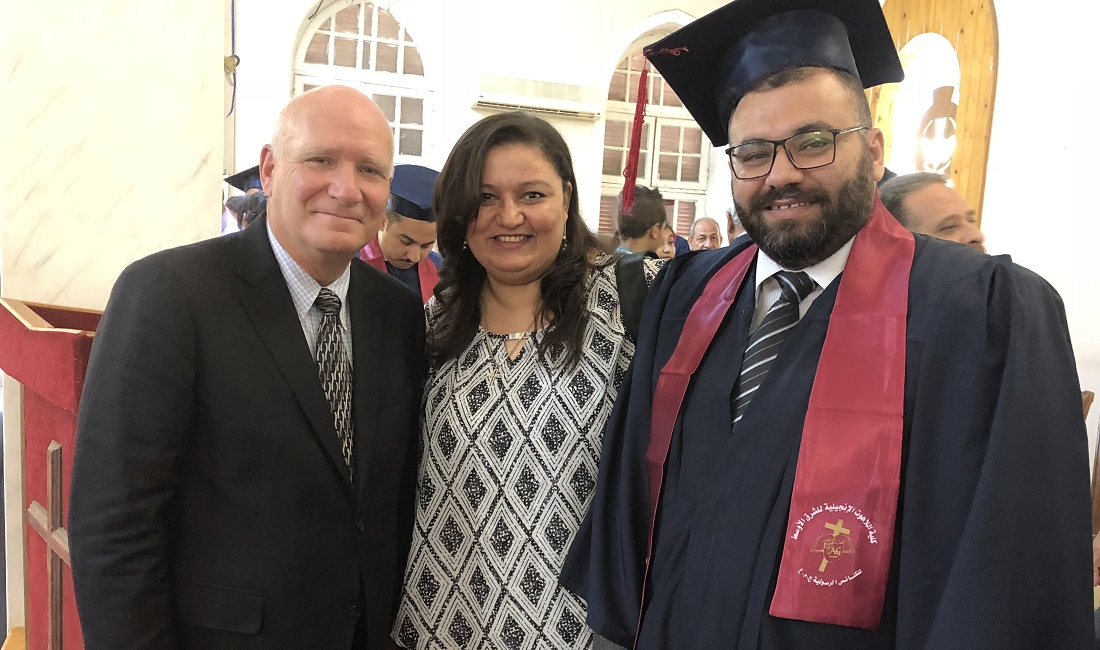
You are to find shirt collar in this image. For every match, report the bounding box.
[755,235,856,293]
[267,223,352,322]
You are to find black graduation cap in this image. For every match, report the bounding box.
[645,0,903,147]
[224,165,262,192]
[388,164,439,222]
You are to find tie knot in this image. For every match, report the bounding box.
[774,271,815,305]
[314,288,342,317]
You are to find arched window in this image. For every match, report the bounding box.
[294,2,428,162]
[599,41,710,238]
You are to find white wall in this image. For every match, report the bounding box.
[981,1,1100,452]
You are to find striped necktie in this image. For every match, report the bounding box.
[731,270,816,427]
[314,288,355,480]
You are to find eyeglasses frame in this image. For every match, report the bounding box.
[724,126,870,180]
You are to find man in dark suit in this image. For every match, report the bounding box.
[69,86,426,649]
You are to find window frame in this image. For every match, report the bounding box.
[293,2,430,163]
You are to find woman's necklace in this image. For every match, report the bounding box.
[486,329,534,383]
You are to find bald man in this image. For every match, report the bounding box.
[880,172,986,252]
[70,86,426,650]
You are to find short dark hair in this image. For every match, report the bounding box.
[616,186,668,239]
[429,111,612,369]
[743,66,873,128]
[225,195,247,216]
[240,192,267,228]
[879,172,947,229]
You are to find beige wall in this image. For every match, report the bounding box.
[0,0,226,629]
[1,1,225,311]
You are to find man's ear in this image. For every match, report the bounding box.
[868,128,886,182]
[259,144,276,196]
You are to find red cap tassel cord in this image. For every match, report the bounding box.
[620,58,650,216]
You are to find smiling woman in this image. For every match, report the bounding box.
[391,112,660,650]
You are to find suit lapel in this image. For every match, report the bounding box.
[721,264,757,400]
[349,264,386,502]
[232,219,354,489]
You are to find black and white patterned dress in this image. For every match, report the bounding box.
[394,255,661,650]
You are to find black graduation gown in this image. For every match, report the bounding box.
[560,235,1093,649]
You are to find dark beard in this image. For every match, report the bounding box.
[734,153,876,269]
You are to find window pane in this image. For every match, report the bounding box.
[628,52,645,72]
[361,42,372,69]
[401,97,424,125]
[333,37,357,68]
[662,85,683,108]
[641,123,650,148]
[304,33,330,64]
[647,77,662,105]
[660,126,681,153]
[677,201,697,228]
[377,43,399,73]
[399,128,423,156]
[628,75,640,104]
[608,72,627,102]
[377,10,400,40]
[334,6,359,34]
[681,156,701,182]
[602,149,622,176]
[658,154,678,181]
[374,94,397,122]
[604,121,626,147]
[615,57,629,73]
[403,46,424,76]
[302,84,318,93]
[682,128,703,154]
[638,152,648,178]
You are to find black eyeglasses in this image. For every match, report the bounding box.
[724,126,869,180]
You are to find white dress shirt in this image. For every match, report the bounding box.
[750,237,855,332]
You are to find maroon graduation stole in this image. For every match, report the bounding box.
[639,196,914,638]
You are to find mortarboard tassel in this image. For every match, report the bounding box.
[620,58,650,216]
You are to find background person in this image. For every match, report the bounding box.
[616,185,671,256]
[689,217,723,250]
[726,206,747,243]
[880,171,986,252]
[359,164,442,302]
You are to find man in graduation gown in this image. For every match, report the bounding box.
[560,0,1093,647]
[359,163,441,303]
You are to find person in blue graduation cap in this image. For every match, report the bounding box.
[359,164,442,303]
[560,0,1093,647]
[224,164,263,196]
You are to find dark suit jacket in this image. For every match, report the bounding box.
[69,218,426,650]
